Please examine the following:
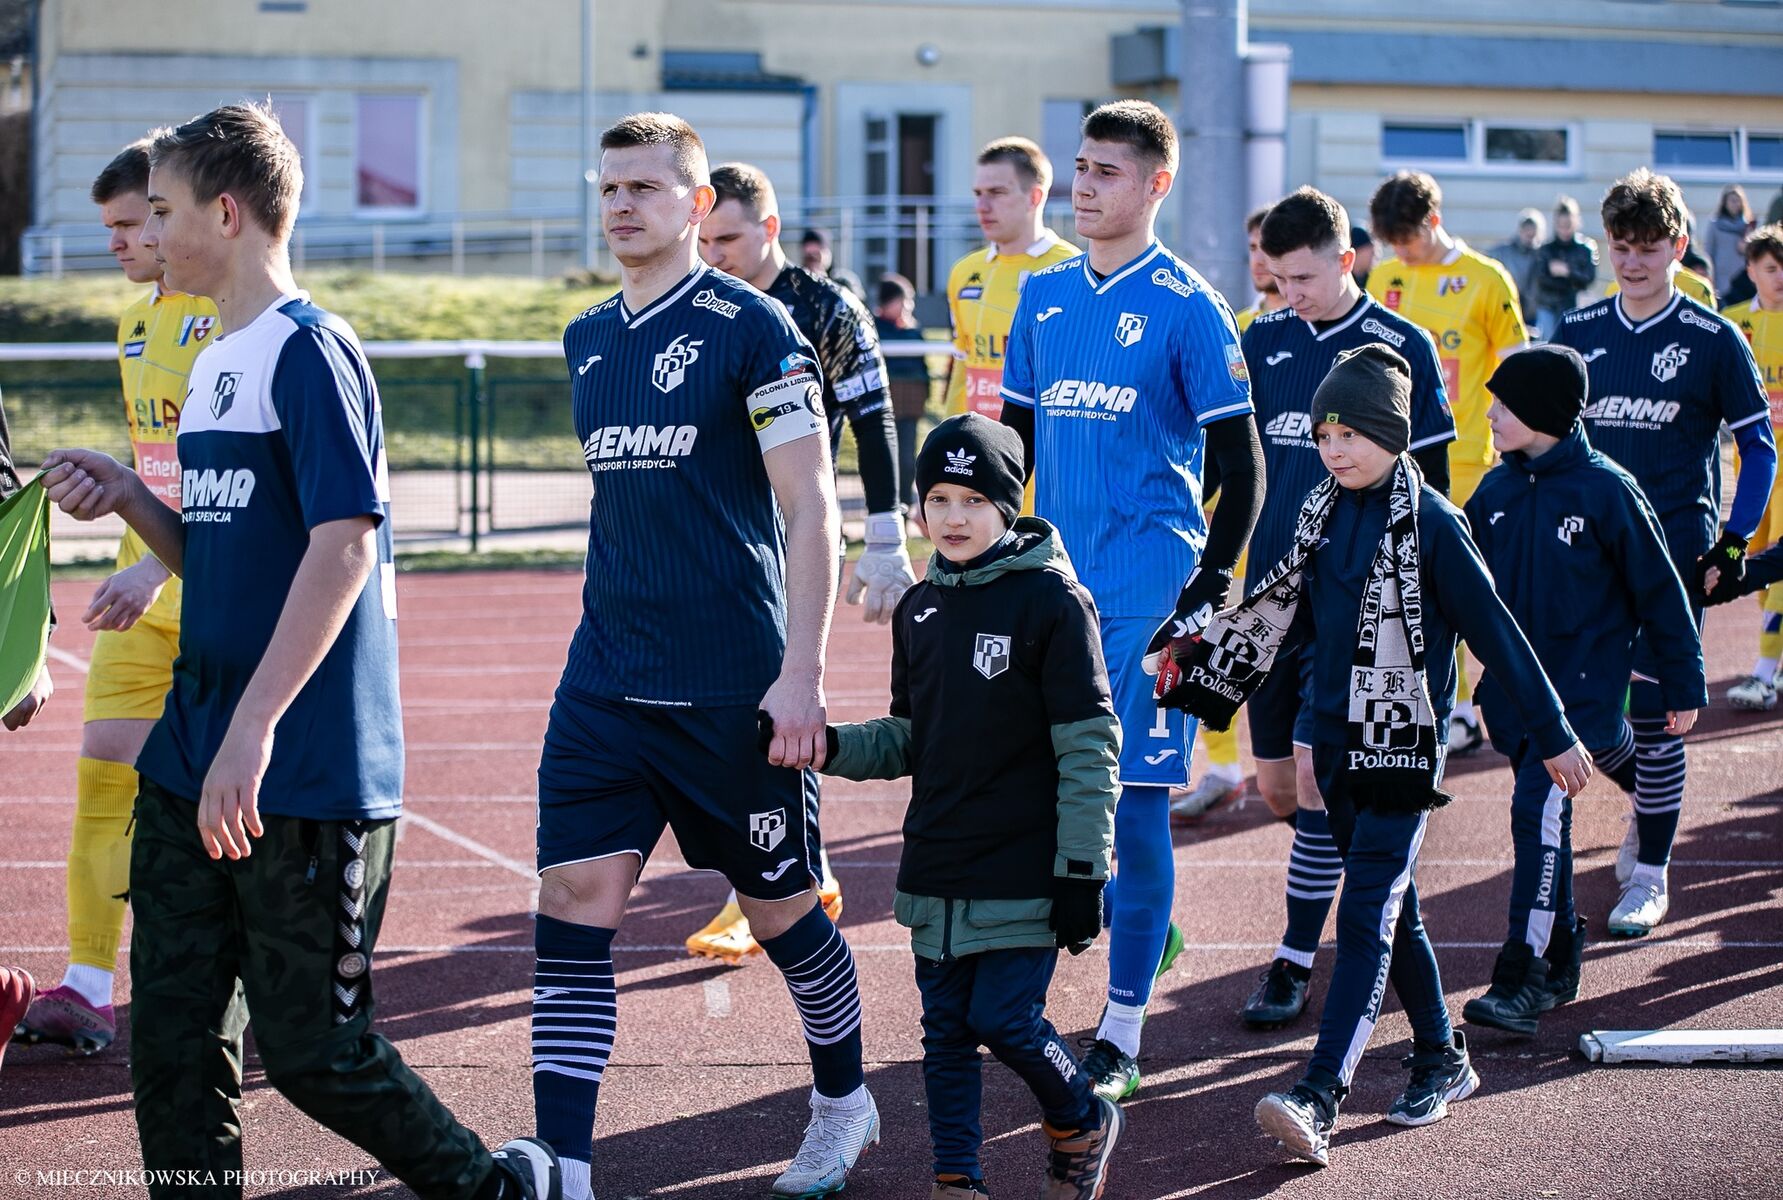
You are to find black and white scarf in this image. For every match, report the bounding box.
[1171,455,1449,812]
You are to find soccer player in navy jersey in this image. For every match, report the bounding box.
[42,101,558,1200]
[998,99,1266,1102]
[529,113,875,1200]
[1232,187,1455,1030]
[1553,169,1777,936]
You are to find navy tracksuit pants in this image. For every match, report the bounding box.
[914,945,1096,1178]
[1304,742,1453,1092]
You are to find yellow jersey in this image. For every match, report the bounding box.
[1725,298,1783,431]
[1605,266,1716,309]
[945,231,1079,417]
[1368,241,1527,474]
[1234,298,1289,334]
[115,286,219,622]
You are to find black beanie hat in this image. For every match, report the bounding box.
[915,413,1027,525]
[1487,344,1588,438]
[1311,342,1413,455]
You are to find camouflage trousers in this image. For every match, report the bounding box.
[130,778,496,1199]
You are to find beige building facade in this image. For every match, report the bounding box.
[23,0,1783,283]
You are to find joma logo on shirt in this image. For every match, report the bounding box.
[1039,379,1138,413]
[181,468,256,520]
[582,424,698,466]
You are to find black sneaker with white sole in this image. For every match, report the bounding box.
[1240,958,1312,1029]
[1254,1083,1338,1167]
[489,1137,563,1200]
[1385,1031,1480,1127]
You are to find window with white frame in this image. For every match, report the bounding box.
[355,94,424,213]
[1654,128,1783,179]
[1382,119,1575,174]
[1042,99,1093,197]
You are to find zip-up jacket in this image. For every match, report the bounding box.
[1465,428,1706,749]
[1533,235,1598,313]
[821,517,1120,960]
[1290,473,1577,761]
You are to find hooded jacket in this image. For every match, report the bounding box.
[1464,427,1706,750]
[821,516,1120,960]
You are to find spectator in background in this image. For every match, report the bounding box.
[1681,209,1714,284]
[1492,208,1546,328]
[1534,196,1597,339]
[874,273,931,511]
[1767,187,1783,229]
[802,227,867,302]
[1702,184,1755,292]
[1350,224,1375,288]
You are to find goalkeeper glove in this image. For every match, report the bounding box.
[1694,530,1747,606]
[1142,566,1234,696]
[846,512,915,623]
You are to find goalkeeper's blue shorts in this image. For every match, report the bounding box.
[536,684,823,901]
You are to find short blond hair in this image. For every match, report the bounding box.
[150,102,302,238]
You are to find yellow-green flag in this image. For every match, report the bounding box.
[0,474,52,717]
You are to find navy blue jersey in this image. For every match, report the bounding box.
[138,294,402,819]
[1555,293,1771,562]
[1000,242,1254,618]
[1241,296,1454,584]
[560,264,824,707]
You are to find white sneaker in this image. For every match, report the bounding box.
[1446,713,1484,755]
[1726,674,1779,712]
[1169,772,1244,823]
[1614,816,1640,888]
[771,1087,880,1197]
[1608,875,1669,937]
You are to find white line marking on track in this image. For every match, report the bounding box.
[399,810,536,880]
[703,978,731,1018]
[44,645,91,674]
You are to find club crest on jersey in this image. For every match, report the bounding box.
[210,371,242,419]
[1225,341,1249,382]
[691,289,741,319]
[1114,312,1148,348]
[178,315,217,346]
[1557,515,1584,546]
[652,334,704,393]
[1651,342,1689,383]
[748,809,787,853]
[973,633,1012,679]
[1437,276,1468,296]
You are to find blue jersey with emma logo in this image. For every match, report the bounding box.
[1554,292,1773,563]
[137,293,403,819]
[1000,242,1253,618]
[1241,296,1454,586]
[560,264,825,707]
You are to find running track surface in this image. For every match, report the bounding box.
[2,570,1779,1199]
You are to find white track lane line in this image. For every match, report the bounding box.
[399,809,536,880]
[44,645,91,674]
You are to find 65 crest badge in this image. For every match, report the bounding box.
[652,334,704,394]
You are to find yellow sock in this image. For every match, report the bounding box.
[1759,586,1783,661]
[67,757,138,972]
[1455,643,1473,704]
[1204,723,1241,774]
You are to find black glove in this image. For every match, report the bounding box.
[1050,877,1104,955]
[1694,531,1748,606]
[1143,566,1235,701]
[755,711,839,762]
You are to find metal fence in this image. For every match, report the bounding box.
[1,339,952,555]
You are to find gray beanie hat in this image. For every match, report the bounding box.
[1311,342,1413,455]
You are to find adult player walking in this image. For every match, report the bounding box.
[530,113,875,1200]
[999,100,1265,1102]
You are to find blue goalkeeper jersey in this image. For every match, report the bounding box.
[559,263,825,707]
[1554,292,1773,562]
[1000,242,1253,618]
[1241,296,1455,587]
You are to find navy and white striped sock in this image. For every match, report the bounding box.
[1595,719,1638,794]
[758,903,864,1098]
[1277,806,1342,969]
[1630,716,1685,868]
[532,914,617,1169]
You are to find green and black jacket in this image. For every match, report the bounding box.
[822,517,1120,959]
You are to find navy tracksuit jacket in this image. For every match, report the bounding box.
[1463,427,1706,950]
[1284,472,1577,1089]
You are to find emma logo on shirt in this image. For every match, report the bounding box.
[181,468,257,522]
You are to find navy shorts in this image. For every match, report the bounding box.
[537,686,823,901]
[1246,656,1304,762]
